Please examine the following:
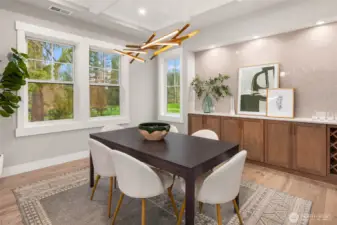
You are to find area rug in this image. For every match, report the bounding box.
[13,168,312,225]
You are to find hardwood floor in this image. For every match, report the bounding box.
[0,159,337,225]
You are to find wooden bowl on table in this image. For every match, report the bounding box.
[138,122,170,141]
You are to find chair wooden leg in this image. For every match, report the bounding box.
[90,175,101,200]
[111,193,125,225]
[199,202,204,214]
[167,187,179,218]
[216,204,222,225]
[232,200,244,225]
[108,177,114,218]
[142,199,146,225]
[176,198,186,225]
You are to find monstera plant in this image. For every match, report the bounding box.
[191,73,232,113]
[0,48,29,117]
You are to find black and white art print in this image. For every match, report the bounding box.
[267,89,295,118]
[238,64,279,115]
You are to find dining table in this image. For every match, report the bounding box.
[90,127,240,225]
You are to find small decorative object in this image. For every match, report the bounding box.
[229,96,235,115]
[113,24,199,63]
[191,74,232,113]
[238,63,279,115]
[327,112,334,121]
[0,48,29,118]
[316,111,327,121]
[266,88,294,118]
[138,122,170,141]
[0,154,3,176]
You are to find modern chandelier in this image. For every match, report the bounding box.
[113,24,199,64]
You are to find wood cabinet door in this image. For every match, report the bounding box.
[203,115,221,138]
[188,114,204,135]
[265,120,292,168]
[293,123,327,176]
[221,117,242,146]
[242,119,264,162]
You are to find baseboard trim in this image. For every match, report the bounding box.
[1,150,89,178]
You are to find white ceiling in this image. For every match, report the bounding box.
[16,0,291,36]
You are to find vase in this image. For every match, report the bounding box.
[202,94,213,113]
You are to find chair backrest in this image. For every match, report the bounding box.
[110,150,165,198]
[101,124,124,132]
[192,129,219,140]
[88,139,116,177]
[197,150,247,204]
[169,124,179,133]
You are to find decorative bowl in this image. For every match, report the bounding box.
[138,122,170,141]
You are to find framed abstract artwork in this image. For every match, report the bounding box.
[266,88,295,118]
[238,63,280,115]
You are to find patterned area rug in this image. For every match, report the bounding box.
[13,168,312,225]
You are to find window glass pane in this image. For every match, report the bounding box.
[105,69,119,84]
[27,39,52,61]
[167,70,175,86]
[104,53,120,70]
[89,50,103,67]
[28,83,73,122]
[54,63,73,81]
[53,44,73,63]
[90,86,120,117]
[28,60,52,80]
[89,67,104,83]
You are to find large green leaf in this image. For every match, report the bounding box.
[0,110,10,117]
[0,48,27,117]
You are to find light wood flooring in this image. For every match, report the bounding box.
[0,159,337,225]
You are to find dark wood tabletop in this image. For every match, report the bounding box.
[90,127,239,225]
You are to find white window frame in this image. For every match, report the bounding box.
[158,48,183,123]
[15,21,130,137]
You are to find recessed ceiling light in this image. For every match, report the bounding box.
[138,7,147,16]
[253,35,260,39]
[316,20,325,25]
[210,45,216,49]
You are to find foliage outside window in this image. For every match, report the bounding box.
[27,39,74,122]
[89,50,120,117]
[166,58,180,114]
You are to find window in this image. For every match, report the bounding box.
[166,58,180,114]
[158,48,183,123]
[89,50,120,117]
[16,21,130,137]
[27,39,74,122]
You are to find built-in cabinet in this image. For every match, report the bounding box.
[293,123,327,176]
[188,113,331,181]
[242,119,264,162]
[265,120,292,169]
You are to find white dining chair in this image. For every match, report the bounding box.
[88,139,117,218]
[192,129,219,140]
[170,124,179,133]
[176,150,247,225]
[101,124,124,132]
[109,150,179,225]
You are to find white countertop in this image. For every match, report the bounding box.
[189,111,337,126]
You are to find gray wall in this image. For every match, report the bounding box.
[195,22,337,117]
[0,8,157,167]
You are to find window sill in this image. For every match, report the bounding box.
[16,116,130,137]
[158,114,183,123]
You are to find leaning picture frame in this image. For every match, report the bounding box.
[266,88,295,118]
[237,63,280,116]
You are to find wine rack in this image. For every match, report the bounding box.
[330,127,337,175]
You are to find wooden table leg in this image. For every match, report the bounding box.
[185,174,195,225]
[90,153,94,188]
